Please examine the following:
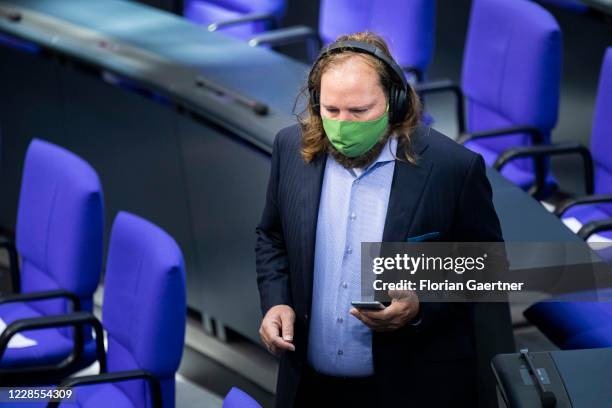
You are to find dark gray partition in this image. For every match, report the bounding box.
[0,46,65,227]
[176,115,271,338]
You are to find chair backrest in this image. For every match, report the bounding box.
[590,48,612,198]
[319,0,436,78]
[16,139,104,316]
[462,0,562,156]
[184,0,286,40]
[223,387,263,408]
[103,211,186,408]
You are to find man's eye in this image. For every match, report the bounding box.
[326,108,339,113]
[350,109,367,114]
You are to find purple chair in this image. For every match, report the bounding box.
[521,49,612,350]
[0,139,104,384]
[223,387,263,408]
[417,0,563,197]
[184,0,286,40]
[493,47,612,237]
[49,212,187,408]
[319,0,435,81]
[248,0,436,78]
[548,48,612,240]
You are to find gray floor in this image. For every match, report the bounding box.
[176,375,223,408]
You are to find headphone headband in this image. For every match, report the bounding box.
[314,40,408,91]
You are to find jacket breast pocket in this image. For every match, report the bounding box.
[406,231,440,242]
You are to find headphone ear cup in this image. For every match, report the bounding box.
[394,86,408,124]
[310,88,320,115]
[388,86,399,124]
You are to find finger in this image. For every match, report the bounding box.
[261,319,281,347]
[350,308,380,329]
[268,343,279,356]
[350,308,367,324]
[262,322,295,353]
[259,329,268,347]
[391,301,416,325]
[360,305,395,321]
[279,310,295,342]
[271,336,296,352]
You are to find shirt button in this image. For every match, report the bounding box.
[337,316,343,323]
[338,349,343,355]
[342,282,348,289]
[349,212,356,221]
[304,314,309,320]
[346,247,353,254]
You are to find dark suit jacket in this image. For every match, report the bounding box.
[255,123,504,407]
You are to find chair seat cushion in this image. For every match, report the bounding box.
[59,383,135,408]
[465,141,556,192]
[0,302,97,369]
[524,289,612,349]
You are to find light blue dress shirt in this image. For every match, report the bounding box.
[307,136,398,377]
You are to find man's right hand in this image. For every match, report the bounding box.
[259,304,296,356]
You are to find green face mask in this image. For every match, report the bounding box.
[322,107,389,158]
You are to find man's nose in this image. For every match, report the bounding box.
[337,110,353,121]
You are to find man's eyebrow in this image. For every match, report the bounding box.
[322,103,374,110]
[348,103,374,110]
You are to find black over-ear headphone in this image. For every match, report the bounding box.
[308,40,409,124]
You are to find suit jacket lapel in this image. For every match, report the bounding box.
[300,153,327,311]
[300,125,432,311]
[382,125,433,242]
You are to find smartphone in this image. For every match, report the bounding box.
[351,301,385,310]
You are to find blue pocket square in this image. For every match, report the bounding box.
[407,231,440,242]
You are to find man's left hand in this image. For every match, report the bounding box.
[350,290,420,332]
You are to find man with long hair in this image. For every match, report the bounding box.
[256,31,503,407]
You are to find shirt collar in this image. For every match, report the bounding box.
[376,136,398,165]
[349,136,398,177]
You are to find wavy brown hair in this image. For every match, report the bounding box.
[296,31,422,164]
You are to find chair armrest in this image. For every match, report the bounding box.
[0,312,106,381]
[0,239,20,293]
[577,219,612,241]
[493,142,594,196]
[48,370,162,408]
[207,13,277,32]
[457,125,545,145]
[0,289,82,311]
[414,79,465,133]
[402,66,423,83]
[554,194,612,217]
[248,26,321,61]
